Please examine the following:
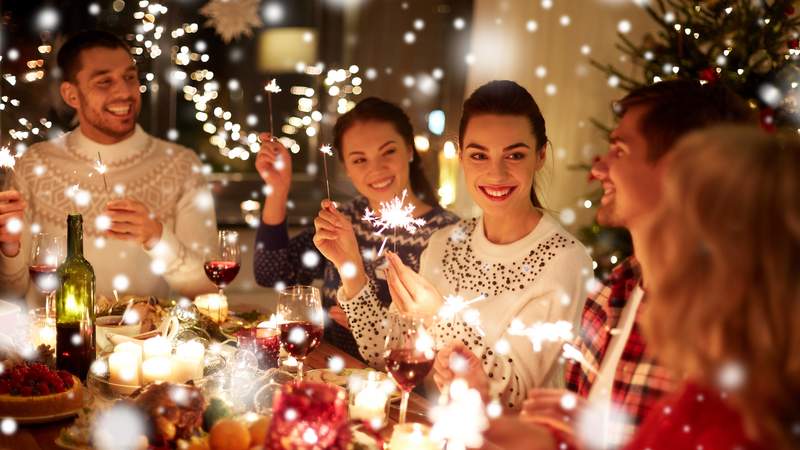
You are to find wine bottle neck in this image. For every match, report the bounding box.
[66,214,84,257]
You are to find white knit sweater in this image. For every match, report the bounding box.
[339,213,592,409]
[0,125,217,304]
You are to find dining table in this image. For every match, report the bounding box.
[0,340,431,450]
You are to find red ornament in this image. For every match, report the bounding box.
[760,107,777,133]
[699,67,719,83]
[789,38,799,49]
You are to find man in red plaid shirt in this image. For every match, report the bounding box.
[513,79,755,449]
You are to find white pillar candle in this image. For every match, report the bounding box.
[114,341,143,361]
[142,357,173,384]
[194,293,228,324]
[172,341,205,383]
[109,351,140,386]
[389,423,440,450]
[143,336,171,360]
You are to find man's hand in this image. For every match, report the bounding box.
[521,388,587,425]
[0,190,25,257]
[104,198,163,250]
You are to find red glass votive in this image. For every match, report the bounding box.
[266,381,349,450]
[236,327,280,370]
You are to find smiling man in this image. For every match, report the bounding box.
[0,30,216,303]
[516,79,756,448]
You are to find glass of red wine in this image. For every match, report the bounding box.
[276,285,324,381]
[384,310,436,424]
[204,230,241,296]
[29,233,65,319]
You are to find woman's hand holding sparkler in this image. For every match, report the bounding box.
[255,132,293,225]
[433,341,491,401]
[385,250,442,315]
[0,190,25,257]
[312,199,366,298]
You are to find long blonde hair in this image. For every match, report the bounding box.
[641,126,800,449]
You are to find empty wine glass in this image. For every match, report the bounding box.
[204,230,241,295]
[384,310,436,424]
[29,233,65,319]
[276,285,324,381]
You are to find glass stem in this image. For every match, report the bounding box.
[399,391,409,424]
[297,359,304,381]
[45,292,54,320]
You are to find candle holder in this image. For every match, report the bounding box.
[388,423,441,450]
[194,293,229,324]
[266,381,349,450]
[236,326,281,370]
[347,371,394,429]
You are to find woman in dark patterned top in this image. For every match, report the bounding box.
[253,97,459,360]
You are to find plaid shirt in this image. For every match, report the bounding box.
[565,257,674,428]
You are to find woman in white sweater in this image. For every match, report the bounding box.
[316,80,592,410]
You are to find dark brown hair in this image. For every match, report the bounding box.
[333,97,438,206]
[57,30,131,83]
[458,80,547,208]
[616,79,756,162]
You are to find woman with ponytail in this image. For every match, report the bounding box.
[254,97,458,360]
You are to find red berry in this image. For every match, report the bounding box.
[20,386,33,396]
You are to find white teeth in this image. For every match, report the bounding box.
[484,187,511,197]
[107,106,130,116]
[370,178,393,189]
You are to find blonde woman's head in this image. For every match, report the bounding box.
[640,125,800,449]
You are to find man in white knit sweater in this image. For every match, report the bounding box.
[0,30,216,303]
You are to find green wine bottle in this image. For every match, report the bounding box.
[55,214,96,380]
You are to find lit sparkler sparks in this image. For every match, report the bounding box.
[0,146,17,169]
[264,78,281,137]
[95,152,109,193]
[320,144,333,199]
[439,294,487,336]
[508,319,574,352]
[362,189,426,256]
[430,379,488,450]
[562,342,599,375]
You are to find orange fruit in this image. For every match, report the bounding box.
[209,418,251,450]
[248,415,271,446]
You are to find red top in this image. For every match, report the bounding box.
[624,382,767,450]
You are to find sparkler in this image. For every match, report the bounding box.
[507,319,574,352]
[264,79,281,138]
[562,342,599,375]
[439,294,487,336]
[319,144,333,200]
[95,152,109,193]
[430,379,488,450]
[362,189,426,256]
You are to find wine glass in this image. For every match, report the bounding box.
[384,310,436,424]
[204,230,241,295]
[29,233,65,319]
[276,285,324,381]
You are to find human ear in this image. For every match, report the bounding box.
[60,82,80,110]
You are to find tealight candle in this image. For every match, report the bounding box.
[194,293,228,324]
[143,336,171,360]
[142,356,173,384]
[114,341,143,361]
[109,351,140,386]
[389,423,440,450]
[173,340,205,383]
[349,372,390,425]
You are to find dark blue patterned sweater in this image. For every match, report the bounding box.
[253,196,459,360]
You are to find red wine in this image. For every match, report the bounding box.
[279,321,323,358]
[29,264,58,293]
[56,322,95,380]
[204,260,240,287]
[385,349,434,392]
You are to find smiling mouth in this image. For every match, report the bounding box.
[106,105,132,117]
[600,183,615,205]
[368,176,394,190]
[478,185,516,201]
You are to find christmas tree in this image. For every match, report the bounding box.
[581,0,800,278]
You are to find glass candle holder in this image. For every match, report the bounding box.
[389,423,440,450]
[267,381,349,450]
[236,326,280,370]
[348,371,393,429]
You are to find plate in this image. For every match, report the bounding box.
[14,408,80,425]
[304,368,379,387]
